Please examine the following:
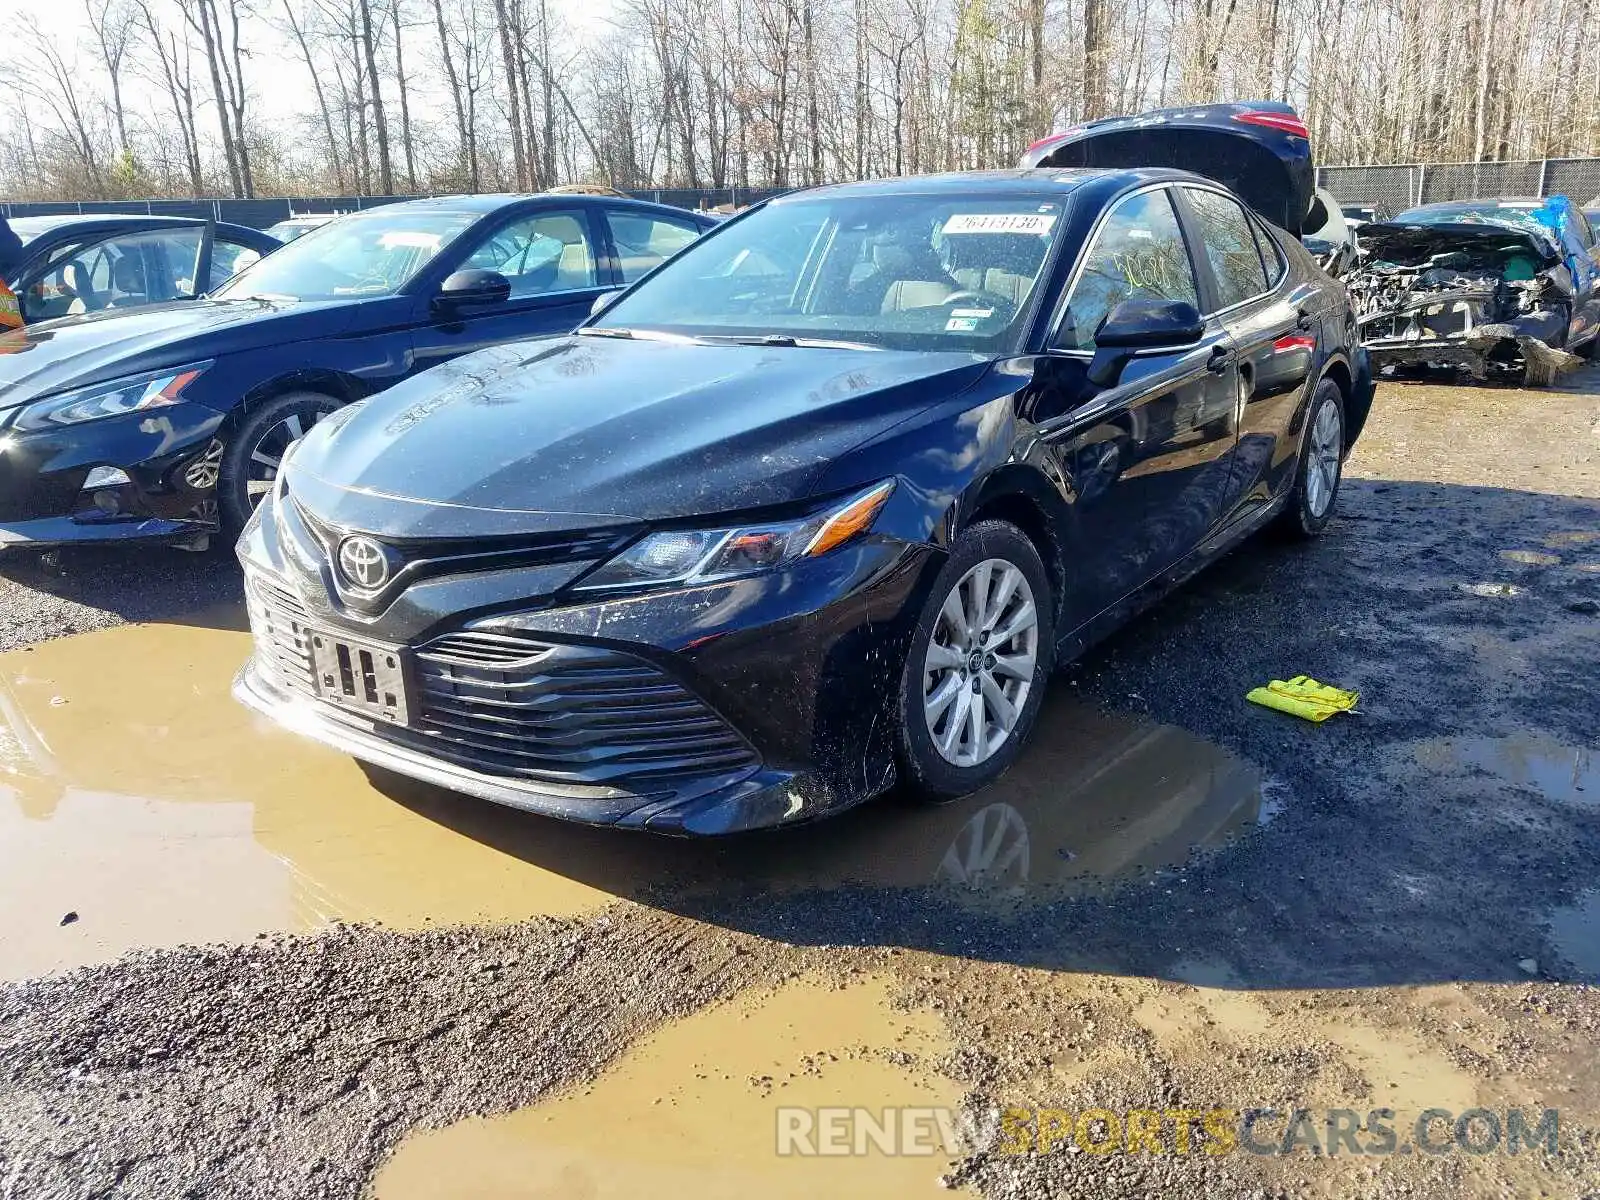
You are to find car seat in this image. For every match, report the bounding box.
[106,255,150,307]
[63,261,105,314]
[866,232,960,312]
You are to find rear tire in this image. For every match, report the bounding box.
[218,391,342,536]
[896,519,1054,804]
[1275,377,1345,539]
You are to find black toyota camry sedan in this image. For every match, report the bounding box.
[236,112,1373,834]
[0,194,715,550]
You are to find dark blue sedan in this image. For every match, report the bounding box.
[0,194,717,550]
[234,105,1377,833]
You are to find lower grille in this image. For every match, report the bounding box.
[244,574,318,699]
[245,578,758,794]
[410,632,758,789]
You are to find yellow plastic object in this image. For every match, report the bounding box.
[1246,675,1360,723]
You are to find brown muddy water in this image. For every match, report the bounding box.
[0,611,1278,981]
[374,972,959,1199]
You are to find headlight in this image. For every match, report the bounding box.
[14,362,213,431]
[578,480,896,591]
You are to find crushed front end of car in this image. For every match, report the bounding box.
[1350,220,1583,385]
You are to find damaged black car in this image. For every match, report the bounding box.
[1350,198,1600,385]
[235,104,1372,834]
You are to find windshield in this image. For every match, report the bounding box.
[214,211,475,301]
[596,192,1066,352]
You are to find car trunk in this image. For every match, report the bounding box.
[1020,101,1315,235]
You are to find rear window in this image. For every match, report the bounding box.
[1185,188,1270,309]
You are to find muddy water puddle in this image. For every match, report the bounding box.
[375,972,960,1198]
[1412,733,1596,807]
[1549,890,1600,982]
[0,612,1273,979]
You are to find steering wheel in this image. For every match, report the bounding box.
[940,290,1017,322]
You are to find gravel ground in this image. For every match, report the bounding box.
[0,371,1597,1198]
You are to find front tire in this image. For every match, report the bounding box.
[1276,378,1345,539]
[217,391,342,535]
[897,519,1054,804]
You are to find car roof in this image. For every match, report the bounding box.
[1401,199,1553,215]
[776,167,1197,203]
[359,193,710,218]
[10,213,210,237]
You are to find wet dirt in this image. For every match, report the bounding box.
[1,372,1599,1200]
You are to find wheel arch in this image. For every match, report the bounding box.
[223,369,367,435]
[959,466,1068,627]
[1316,353,1366,451]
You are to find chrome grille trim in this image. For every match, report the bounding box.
[409,632,757,787]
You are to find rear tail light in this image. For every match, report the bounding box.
[1233,110,1310,139]
[1025,131,1072,156]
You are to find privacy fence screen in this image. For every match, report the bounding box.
[1316,159,1600,215]
[0,188,785,229]
[8,165,1600,229]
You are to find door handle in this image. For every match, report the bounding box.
[1296,308,1316,331]
[1206,346,1233,374]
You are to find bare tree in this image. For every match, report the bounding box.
[389,0,418,190]
[135,0,206,194]
[88,0,139,160]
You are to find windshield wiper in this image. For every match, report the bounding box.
[577,326,702,343]
[695,333,881,351]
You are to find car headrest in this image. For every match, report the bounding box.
[112,254,146,294]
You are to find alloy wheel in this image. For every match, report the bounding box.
[246,411,322,505]
[922,557,1039,768]
[1304,396,1343,519]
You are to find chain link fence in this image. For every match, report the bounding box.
[1318,159,1600,216]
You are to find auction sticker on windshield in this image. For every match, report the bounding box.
[943,213,1058,236]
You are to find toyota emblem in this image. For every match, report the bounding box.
[337,535,393,589]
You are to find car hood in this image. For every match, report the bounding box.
[286,334,992,539]
[0,298,359,408]
[1355,221,1560,267]
[1021,101,1315,234]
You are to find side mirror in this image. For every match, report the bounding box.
[434,269,510,312]
[1087,298,1205,387]
[590,289,623,317]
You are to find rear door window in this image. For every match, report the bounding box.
[1250,218,1285,288]
[606,211,703,283]
[1055,188,1199,351]
[209,237,264,291]
[1184,188,1270,309]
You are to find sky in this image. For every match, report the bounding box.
[22,0,620,128]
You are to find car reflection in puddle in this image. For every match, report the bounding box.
[379,689,1279,910]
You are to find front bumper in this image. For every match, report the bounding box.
[235,499,943,834]
[0,400,225,549]
[1361,308,1577,379]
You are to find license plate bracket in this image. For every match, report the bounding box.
[308,629,411,724]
